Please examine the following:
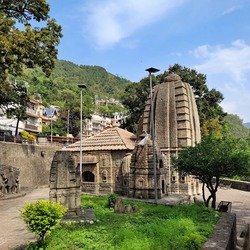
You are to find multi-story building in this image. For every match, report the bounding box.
[83,112,127,137]
[0,97,57,137]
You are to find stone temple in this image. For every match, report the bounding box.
[49,72,202,211]
[129,73,201,199]
[50,125,136,214]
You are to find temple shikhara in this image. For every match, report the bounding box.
[129,73,201,199]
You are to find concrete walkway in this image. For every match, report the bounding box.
[213,187,250,236]
[0,187,49,250]
[0,187,249,249]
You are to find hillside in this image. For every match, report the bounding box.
[244,122,250,129]
[19,60,131,107]
[224,114,250,139]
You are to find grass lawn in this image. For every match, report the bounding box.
[30,195,220,250]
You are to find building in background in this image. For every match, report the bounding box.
[0,97,58,139]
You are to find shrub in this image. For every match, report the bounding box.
[19,131,36,141]
[107,193,118,208]
[21,200,67,243]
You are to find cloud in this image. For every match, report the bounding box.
[190,40,250,122]
[191,40,250,82]
[81,0,188,49]
[221,5,242,15]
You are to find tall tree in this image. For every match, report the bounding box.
[121,76,158,133]
[173,136,250,209]
[0,0,62,113]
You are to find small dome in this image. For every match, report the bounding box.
[164,73,181,82]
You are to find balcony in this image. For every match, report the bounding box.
[26,108,40,118]
[25,123,39,132]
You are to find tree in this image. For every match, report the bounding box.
[122,76,158,133]
[173,136,250,209]
[0,0,62,113]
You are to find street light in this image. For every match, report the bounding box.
[78,84,87,184]
[145,67,160,203]
[50,116,53,143]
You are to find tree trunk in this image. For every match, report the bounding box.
[211,191,216,209]
[202,182,208,206]
[15,116,20,137]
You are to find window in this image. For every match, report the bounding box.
[82,171,95,182]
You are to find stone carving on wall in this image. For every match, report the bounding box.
[0,165,20,196]
[49,151,83,218]
[121,153,132,175]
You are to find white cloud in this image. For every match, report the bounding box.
[81,0,188,49]
[191,40,250,122]
[191,40,250,82]
[222,5,242,15]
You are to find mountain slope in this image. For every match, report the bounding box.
[19,60,132,107]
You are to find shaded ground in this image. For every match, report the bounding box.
[0,187,249,249]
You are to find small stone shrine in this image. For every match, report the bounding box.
[50,126,136,199]
[0,164,20,196]
[129,73,202,199]
[49,151,83,218]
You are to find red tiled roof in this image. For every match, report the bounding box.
[64,127,136,151]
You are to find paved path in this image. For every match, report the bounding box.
[213,187,250,236]
[0,187,49,250]
[0,187,249,249]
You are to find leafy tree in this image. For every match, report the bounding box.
[173,136,250,209]
[122,76,158,132]
[0,0,62,113]
[42,118,66,136]
[122,64,225,133]
[0,79,29,135]
[21,200,67,244]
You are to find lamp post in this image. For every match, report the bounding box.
[145,67,160,203]
[50,117,53,143]
[78,84,86,183]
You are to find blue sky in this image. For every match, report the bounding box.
[48,0,250,122]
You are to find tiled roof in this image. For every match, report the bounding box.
[64,127,136,151]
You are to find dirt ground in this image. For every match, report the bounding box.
[0,186,249,249]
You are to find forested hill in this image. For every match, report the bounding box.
[19,60,132,107]
[51,60,131,99]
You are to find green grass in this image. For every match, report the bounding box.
[27,195,220,250]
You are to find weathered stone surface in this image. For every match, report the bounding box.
[51,127,135,196]
[114,197,137,214]
[114,197,125,213]
[0,165,20,195]
[130,73,201,199]
[49,151,83,218]
[203,213,236,250]
[0,142,60,188]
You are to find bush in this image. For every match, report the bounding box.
[21,200,67,243]
[19,131,36,141]
[107,193,118,208]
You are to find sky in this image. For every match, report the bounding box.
[48,0,250,122]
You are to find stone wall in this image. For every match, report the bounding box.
[203,213,236,250]
[0,141,60,188]
[220,178,250,192]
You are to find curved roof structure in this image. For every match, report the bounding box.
[64,127,136,151]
